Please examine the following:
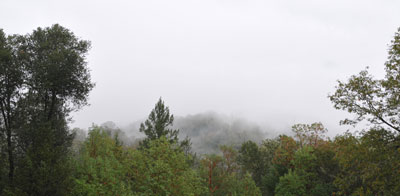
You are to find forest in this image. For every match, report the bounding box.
[1,24,400,196]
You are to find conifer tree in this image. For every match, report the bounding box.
[139,98,180,148]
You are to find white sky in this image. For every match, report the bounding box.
[1,0,400,136]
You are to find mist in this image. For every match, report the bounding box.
[173,112,269,154]
[1,0,398,137]
[75,112,291,154]
[2,0,400,194]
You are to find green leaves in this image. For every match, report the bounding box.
[329,28,400,132]
[73,127,133,196]
[129,137,205,195]
[275,170,306,196]
[333,129,400,195]
[199,145,262,196]
[74,129,205,196]
[1,24,94,195]
[25,24,94,111]
[328,27,400,195]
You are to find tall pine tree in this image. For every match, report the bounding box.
[139,98,179,148]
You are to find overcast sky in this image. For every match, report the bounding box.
[1,0,400,136]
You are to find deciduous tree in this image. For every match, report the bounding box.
[0,24,94,195]
[329,28,400,133]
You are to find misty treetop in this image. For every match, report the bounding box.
[1,24,400,195]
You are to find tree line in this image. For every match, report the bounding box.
[0,24,399,195]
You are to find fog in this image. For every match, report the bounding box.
[119,112,271,154]
[1,0,400,136]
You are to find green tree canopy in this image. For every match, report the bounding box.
[199,145,261,196]
[275,170,306,196]
[73,127,133,196]
[334,129,400,195]
[0,24,94,195]
[128,137,205,195]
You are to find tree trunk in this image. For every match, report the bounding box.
[7,127,14,187]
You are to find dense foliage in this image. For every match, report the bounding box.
[1,25,400,195]
[1,24,93,195]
